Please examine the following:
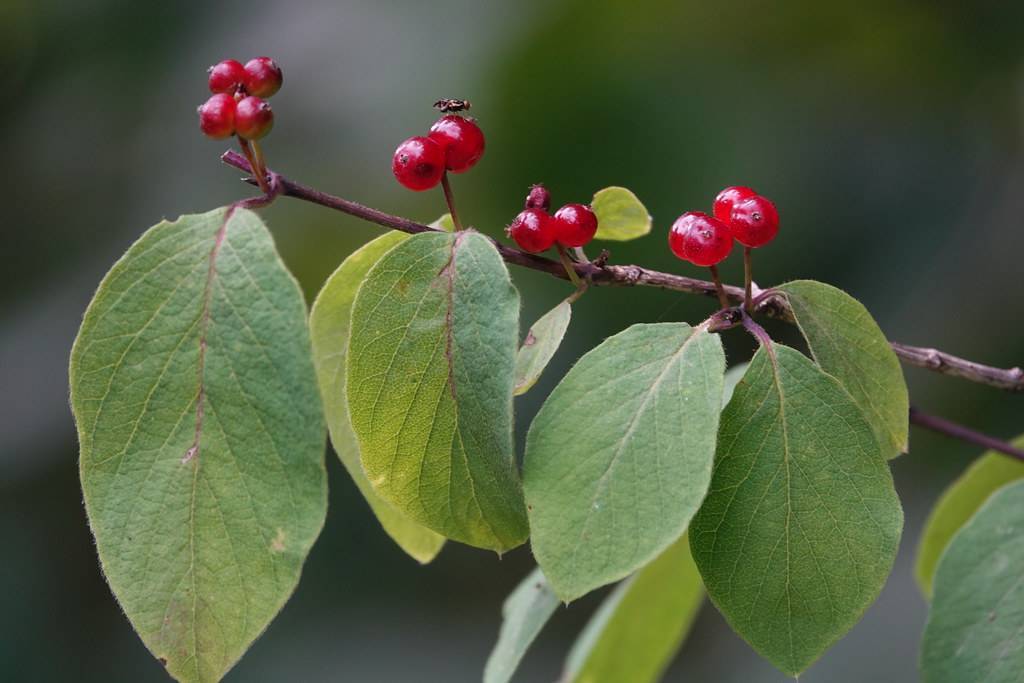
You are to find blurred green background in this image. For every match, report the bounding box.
[3,0,1024,680]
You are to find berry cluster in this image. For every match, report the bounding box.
[392,113,485,191]
[668,186,779,267]
[198,57,283,140]
[506,184,599,254]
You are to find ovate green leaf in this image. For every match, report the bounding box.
[915,440,1024,598]
[922,479,1024,682]
[70,208,327,682]
[310,232,445,563]
[524,323,725,601]
[777,280,909,458]
[563,534,704,683]
[484,568,560,683]
[514,299,572,396]
[591,186,652,241]
[347,231,528,552]
[690,342,902,676]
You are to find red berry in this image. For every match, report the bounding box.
[730,195,779,248]
[198,93,236,139]
[208,59,246,94]
[243,57,283,98]
[668,212,733,266]
[507,208,556,253]
[713,185,756,223]
[234,96,274,140]
[552,204,598,248]
[524,184,551,212]
[392,136,446,191]
[428,115,485,173]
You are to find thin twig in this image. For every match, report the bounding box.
[708,265,730,310]
[220,150,1024,393]
[910,407,1024,461]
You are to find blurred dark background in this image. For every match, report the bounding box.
[3,1,1024,680]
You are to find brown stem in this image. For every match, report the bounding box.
[219,150,1024,393]
[237,139,269,195]
[909,407,1024,461]
[440,172,463,232]
[708,265,730,310]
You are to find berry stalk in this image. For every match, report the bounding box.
[440,172,464,232]
[708,265,731,310]
[556,244,583,288]
[238,138,270,195]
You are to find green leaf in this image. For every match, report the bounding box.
[689,342,902,676]
[591,186,652,241]
[922,479,1024,682]
[347,230,528,552]
[524,322,725,601]
[915,440,1024,598]
[484,568,560,683]
[70,208,327,683]
[514,299,572,396]
[310,232,445,563]
[776,280,909,458]
[563,534,704,683]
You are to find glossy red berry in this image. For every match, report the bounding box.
[668,212,733,266]
[428,115,485,173]
[243,57,283,98]
[234,96,274,140]
[730,195,779,248]
[198,93,236,139]
[207,59,246,94]
[552,204,598,248]
[713,185,756,224]
[507,208,556,253]
[392,136,446,191]
[524,184,551,212]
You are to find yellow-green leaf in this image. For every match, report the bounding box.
[563,534,704,683]
[591,186,652,241]
[347,231,528,552]
[514,299,572,396]
[310,232,445,563]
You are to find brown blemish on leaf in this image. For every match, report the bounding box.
[523,330,537,347]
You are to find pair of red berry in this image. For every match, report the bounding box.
[198,57,282,140]
[507,185,598,253]
[392,115,485,191]
[668,186,779,267]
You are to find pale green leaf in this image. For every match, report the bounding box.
[690,342,903,676]
[777,280,909,458]
[915,440,1024,598]
[563,534,704,683]
[70,208,327,682]
[310,232,445,563]
[514,299,572,396]
[922,479,1024,682]
[430,213,457,232]
[721,361,749,408]
[347,230,528,552]
[524,323,725,601]
[591,186,652,241]
[484,568,560,683]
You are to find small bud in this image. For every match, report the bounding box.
[524,184,551,212]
